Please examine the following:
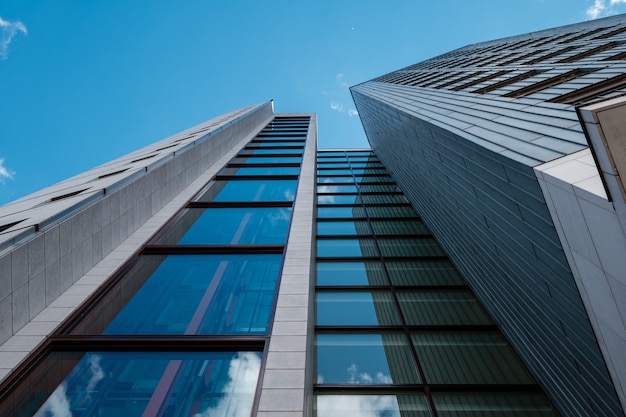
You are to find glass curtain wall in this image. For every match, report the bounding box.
[314,150,560,417]
[0,117,310,417]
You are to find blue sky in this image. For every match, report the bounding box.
[1,0,626,205]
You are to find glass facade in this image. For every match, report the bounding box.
[314,150,559,417]
[0,116,311,416]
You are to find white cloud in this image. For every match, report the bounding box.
[348,109,359,117]
[330,101,345,112]
[586,0,626,19]
[195,352,261,417]
[0,158,14,182]
[0,16,27,59]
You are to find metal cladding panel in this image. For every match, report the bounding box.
[351,89,624,417]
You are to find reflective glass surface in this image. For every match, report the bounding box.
[250,141,305,147]
[22,351,261,417]
[433,393,558,416]
[412,333,534,384]
[317,221,371,235]
[71,254,281,335]
[317,194,361,204]
[317,292,400,325]
[316,262,387,286]
[370,220,429,235]
[385,260,465,286]
[317,239,378,257]
[360,194,408,204]
[316,333,420,384]
[317,206,366,218]
[398,291,493,325]
[377,238,445,257]
[232,156,302,164]
[317,185,358,193]
[317,176,354,183]
[155,207,292,245]
[315,395,431,417]
[240,148,304,155]
[196,179,297,202]
[317,169,354,175]
[220,166,300,176]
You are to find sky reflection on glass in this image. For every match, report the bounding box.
[32,351,261,417]
[316,333,420,384]
[103,255,281,335]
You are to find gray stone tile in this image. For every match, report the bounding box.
[258,389,304,412]
[0,255,10,300]
[11,244,28,290]
[11,284,28,332]
[28,271,46,318]
[0,296,12,344]
[265,352,306,370]
[262,369,306,389]
[0,335,42,352]
[268,336,307,352]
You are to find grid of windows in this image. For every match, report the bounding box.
[314,150,559,417]
[0,117,311,417]
[372,20,626,105]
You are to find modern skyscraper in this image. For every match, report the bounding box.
[352,12,626,417]
[1,13,626,417]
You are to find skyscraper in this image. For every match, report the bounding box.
[352,12,626,417]
[1,13,626,417]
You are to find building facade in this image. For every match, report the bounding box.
[352,13,626,417]
[1,14,626,417]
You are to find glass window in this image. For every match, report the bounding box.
[155,207,292,245]
[317,292,401,325]
[364,206,417,218]
[315,394,431,417]
[359,184,401,193]
[220,166,300,176]
[317,239,379,257]
[316,261,387,286]
[433,393,558,417]
[316,163,351,169]
[240,148,304,155]
[317,206,366,219]
[377,238,445,257]
[385,260,465,286]
[397,291,493,325]
[196,179,297,202]
[17,351,261,417]
[360,194,408,204]
[370,220,429,235]
[411,332,535,385]
[317,169,354,176]
[317,176,354,184]
[354,176,393,184]
[249,141,305,147]
[317,185,358,193]
[71,254,282,335]
[317,194,361,204]
[231,156,302,164]
[317,221,371,235]
[316,333,421,384]
[349,168,389,176]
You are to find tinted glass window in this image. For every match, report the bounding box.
[316,333,420,384]
[22,351,261,417]
[72,254,281,335]
[196,179,297,202]
[316,262,387,286]
[155,207,292,245]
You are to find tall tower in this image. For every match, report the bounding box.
[352,13,626,417]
